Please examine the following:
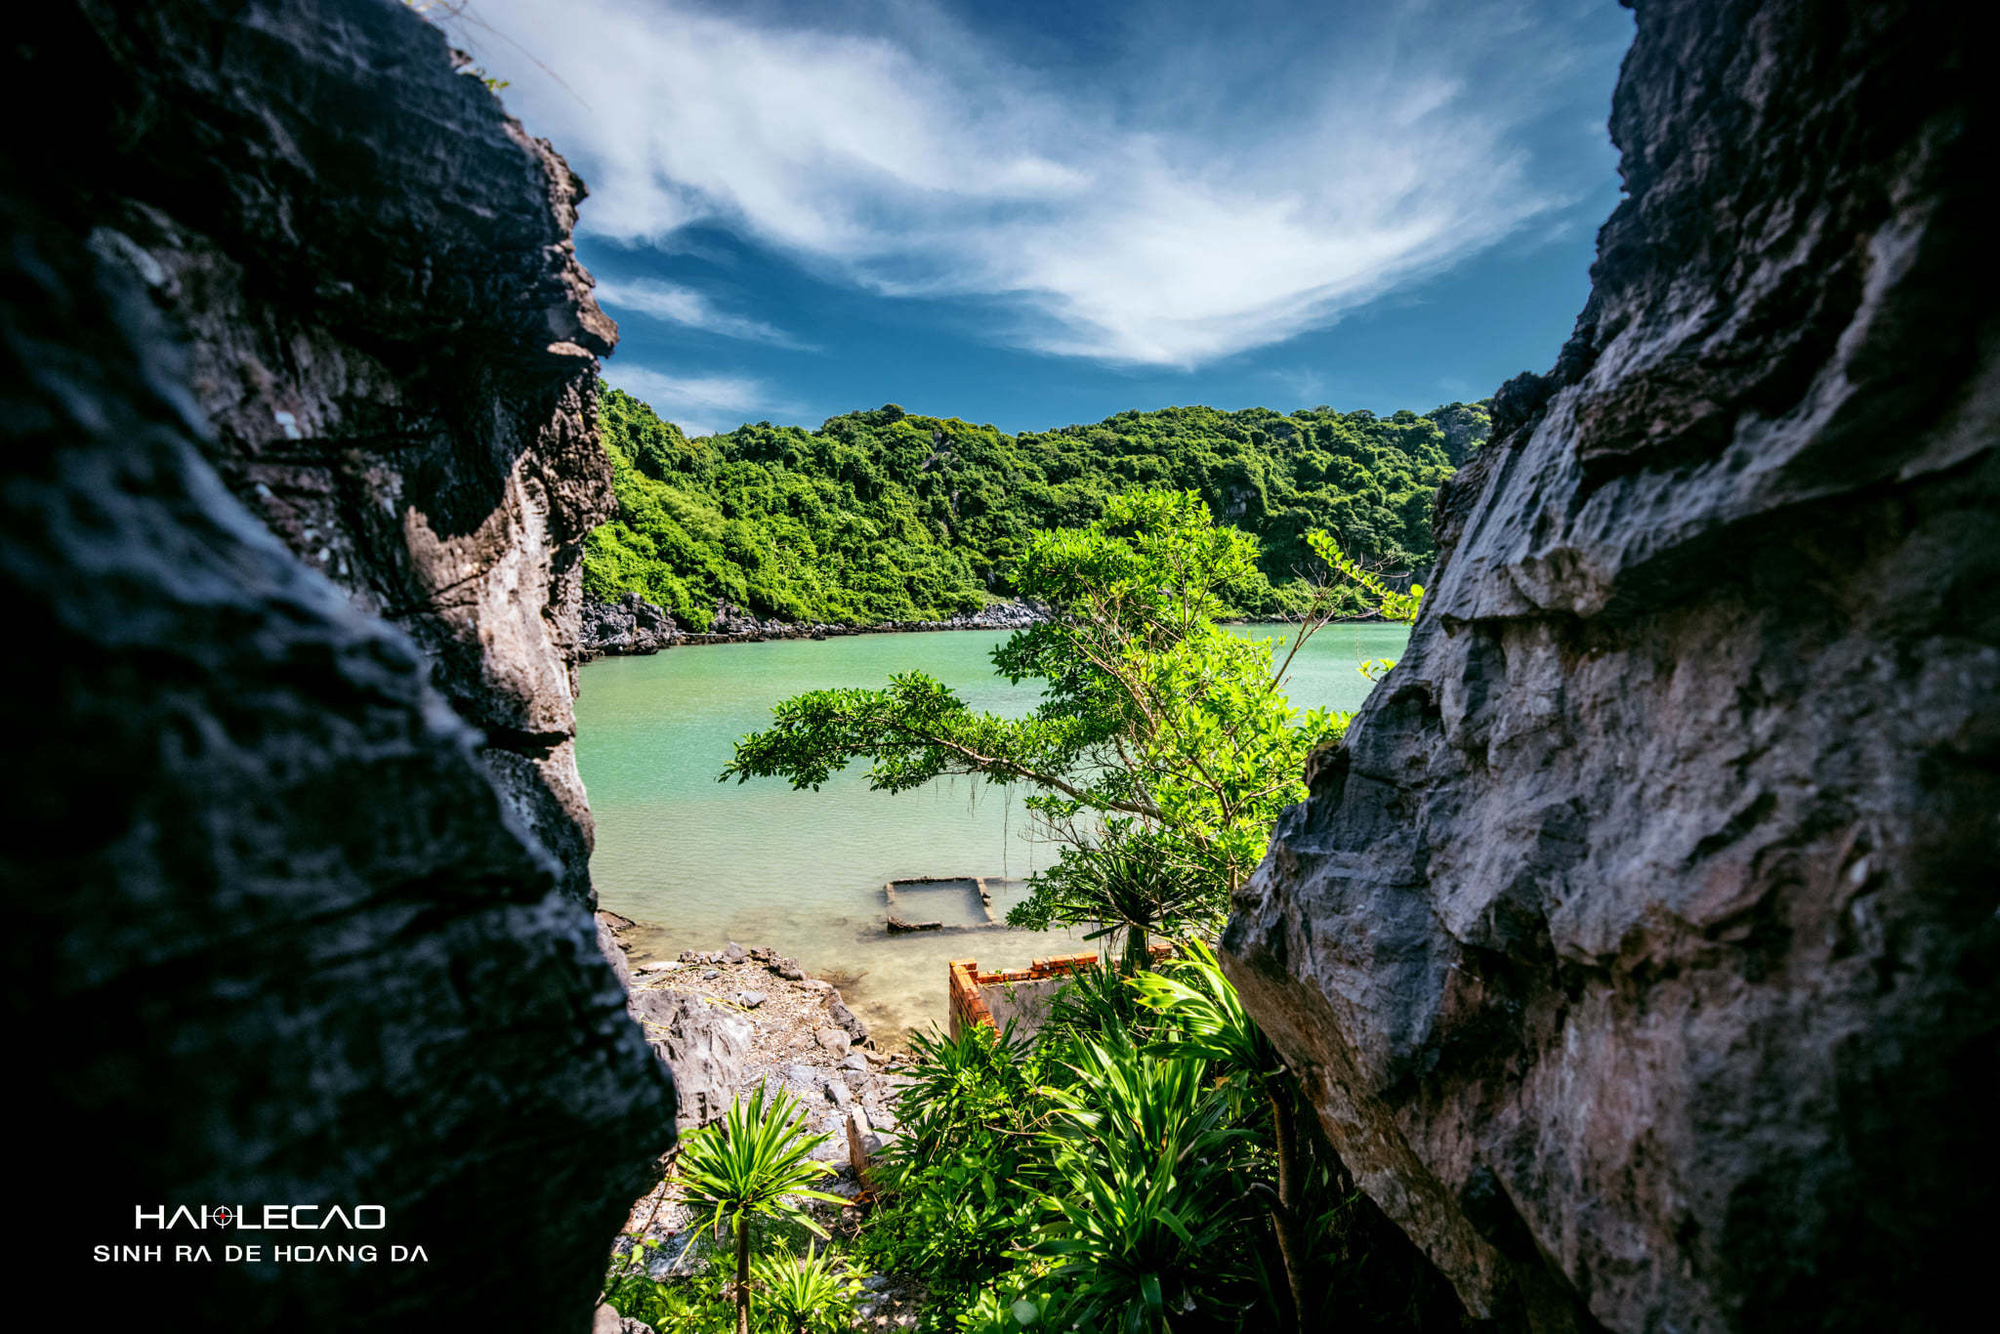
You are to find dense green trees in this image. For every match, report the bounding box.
[584,389,1484,630]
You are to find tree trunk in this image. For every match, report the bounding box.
[1267,1089,1309,1333]
[1122,922,1152,975]
[735,1212,751,1334]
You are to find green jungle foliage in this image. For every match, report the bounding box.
[584,388,1485,630]
[603,954,1463,1334]
[606,1086,855,1334]
[857,948,1465,1333]
[611,494,1454,1332]
[723,491,1379,935]
[606,1241,860,1334]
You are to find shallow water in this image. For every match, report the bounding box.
[575,620,1409,1043]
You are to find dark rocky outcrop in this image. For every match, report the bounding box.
[584,591,684,656]
[1428,402,1491,467]
[578,594,1049,658]
[69,0,617,903]
[6,2,673,1328]
[1226,2,1995,1331]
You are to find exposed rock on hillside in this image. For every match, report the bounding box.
[605,942,917,1301]
[616,943,906,1142]
[1225,2,1995,1331]
[578,594,1048,658]
[1427,402,1490,467]
[585,591,685,656]
[6,1,673,1328]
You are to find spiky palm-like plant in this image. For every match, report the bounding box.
[678,1084,849,1334]
[1130,939,1310,1332]
[1036,825,1210,972]
[751,1245,863,1334]
[1035,1034,1246,1333]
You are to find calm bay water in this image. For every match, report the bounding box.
[576,621,1409,1043]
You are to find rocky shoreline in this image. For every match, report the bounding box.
[579,593,1047,660]
[579,591,1395,661]
[598,920,929,1326]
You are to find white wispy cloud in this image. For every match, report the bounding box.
[602,366,793,438]
[444,0,1619,368]
[592,276,810,348]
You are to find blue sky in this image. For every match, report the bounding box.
[439,1,1634,436]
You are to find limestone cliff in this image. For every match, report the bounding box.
[5,1,673,1328]
[74,0,617,902]
[1225,1,1995,1331]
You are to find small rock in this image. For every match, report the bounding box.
[828,998,870,1043]
[861,1274,893,1292]
[817,1028,852,1056]
[639,960,679,973]
[841,1053,869,1072]
[737,991,767,1009]
[703,969,720,981]
[595,1303,658,1334]
[825,1078,853,1108]
[723,941,746,962]
[807,1116,848,1162]
[863,1049,889,1067]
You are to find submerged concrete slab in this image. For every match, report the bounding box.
[884,875,1008,932]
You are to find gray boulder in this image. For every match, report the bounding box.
[630,990,751,1128]
[827,997,870,1044]
[593,1305,657,1334]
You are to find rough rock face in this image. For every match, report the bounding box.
[579,594,1051,658]
[584,591,684,656]
[1224,3,1995,1332]
[6,1,674,1328]
[1428,402,1491,467]
[629,988,753,1129]
[64,0,618,903]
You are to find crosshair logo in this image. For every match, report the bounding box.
[208,1207,234,1227]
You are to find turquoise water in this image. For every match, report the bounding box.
[575,621,1408,1042]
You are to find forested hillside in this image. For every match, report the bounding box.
[583,388,1486,630]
